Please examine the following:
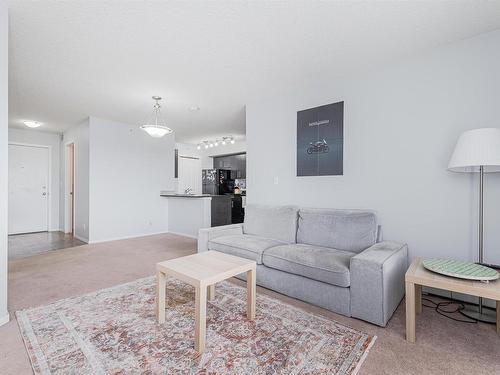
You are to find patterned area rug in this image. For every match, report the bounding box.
[16,276,376,374]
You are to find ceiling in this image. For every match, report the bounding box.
[7,1,500,143]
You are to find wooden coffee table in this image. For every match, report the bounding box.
[156,250,257,353]
[405,257,500,343]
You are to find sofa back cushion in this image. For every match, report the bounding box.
[297,208,377,253]
[244,204,299,243]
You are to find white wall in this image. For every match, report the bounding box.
[8,128,61,231]
[0,1,9,326]
[247,29,500,265]
[62,119,90,242]
[88,117,174,243]
[176,142,202,159]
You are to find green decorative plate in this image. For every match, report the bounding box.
[423,258,499,281]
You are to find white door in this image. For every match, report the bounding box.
[178,156,202,194]
[8,144,49,234]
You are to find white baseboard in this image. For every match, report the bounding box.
[88,231,170,244]
[167,231,198,240]
[0,312,9,327]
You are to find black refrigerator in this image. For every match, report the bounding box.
[202,169,217,195]
[202,169,235,195]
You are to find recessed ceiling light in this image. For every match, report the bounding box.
[24,120,42,128]
[189,106,200,112]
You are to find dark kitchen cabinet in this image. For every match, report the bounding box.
[214,155,234,169]
[213,153,246,179]
[235,154,246,179]
[211,196,232,227]
[231,195,244,224]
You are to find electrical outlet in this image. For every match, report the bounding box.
[274,176,279,185]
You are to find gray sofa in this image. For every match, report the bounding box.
[198,204,408,327]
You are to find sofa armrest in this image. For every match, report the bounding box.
[197,224,244,253]
[350,241,408,326]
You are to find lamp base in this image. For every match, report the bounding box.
[461,307,497,324]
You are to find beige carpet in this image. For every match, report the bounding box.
[1,233,499,374]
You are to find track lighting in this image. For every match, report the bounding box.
[198,137,236,150]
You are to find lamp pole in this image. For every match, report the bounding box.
[448,128,500,323]
[461,164,496,322]
[478,165,484,316]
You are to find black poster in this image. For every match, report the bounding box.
[297,101,344,176]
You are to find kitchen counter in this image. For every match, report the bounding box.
[160,194,211,198]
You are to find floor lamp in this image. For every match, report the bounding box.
[448,127,500,323]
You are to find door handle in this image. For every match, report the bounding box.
[42,192,47,196]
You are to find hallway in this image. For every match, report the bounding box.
[8,231,85,260]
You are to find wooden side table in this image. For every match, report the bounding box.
[156,250,257,353]
[405,257,500,342]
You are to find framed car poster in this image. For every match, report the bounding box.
[296,101,344,176]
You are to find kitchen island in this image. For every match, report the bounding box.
[161,193,212,238]
[161,192,233,238]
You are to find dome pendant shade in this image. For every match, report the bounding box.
[140,125,172,138]
[140,96,173,138]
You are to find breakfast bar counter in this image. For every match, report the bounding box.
[161,192,212,238]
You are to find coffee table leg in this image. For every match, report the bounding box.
[247,267,256,320]
[208,284,215,301]
[496,301,500,336]
[406,281,416,343]
[415,284,422,314]
[156,271,166,324]
[195,285,207,353]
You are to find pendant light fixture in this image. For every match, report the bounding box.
[140,96,173,138]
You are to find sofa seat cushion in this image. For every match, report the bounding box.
[262,244,356,287]
[208,234,286,264]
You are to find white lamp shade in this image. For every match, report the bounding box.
[448,128,500,173]
[140,124,172,138]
